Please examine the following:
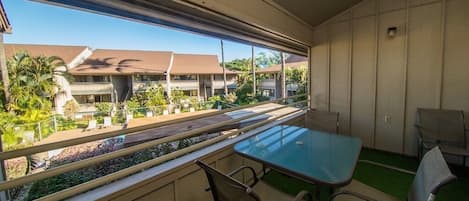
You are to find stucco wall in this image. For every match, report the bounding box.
[310,0,469,156]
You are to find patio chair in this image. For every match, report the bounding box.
[103,116,112,128]
[415,108,469,165]
[83,119,97,131]
[195,160,313,201]
[304,110,339,133]
[329,147,456,201]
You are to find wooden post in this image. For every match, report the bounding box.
[221,40,228,95]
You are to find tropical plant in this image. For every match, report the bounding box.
[7,51,68,114]
[63,100,80,119]
[0,111,21,151]
[225,93,237,104]
[126,97,141,114]
[95,102,113,116]
[170,88,187,105]
[144,84,167,110]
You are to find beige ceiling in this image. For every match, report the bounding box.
[271,0,362,27]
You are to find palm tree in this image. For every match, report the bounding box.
[7,51,67,115]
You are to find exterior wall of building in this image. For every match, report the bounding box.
[310,0,469,156]
[112,75,132,102]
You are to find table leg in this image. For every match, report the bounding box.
[314,187,320,201]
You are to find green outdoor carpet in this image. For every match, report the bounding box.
[263,148,469,201]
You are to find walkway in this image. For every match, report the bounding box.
[35,110,216,146]
[123,103,298,146]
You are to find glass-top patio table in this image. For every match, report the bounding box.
[234,125,362,187]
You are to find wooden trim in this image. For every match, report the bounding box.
[438,0,447,109]
[372,0,380,149]
[401,0,411,154]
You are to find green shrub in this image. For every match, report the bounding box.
[63,100,80,119]
[95,102,113,116]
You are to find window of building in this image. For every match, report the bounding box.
[73,76,109,82]
[261,89,275,97]
[73,94,112,104]
[92,76,110,82]
[172,75,197,80]
[213,75,224,80]
[182,90,198,96]
[134,74,166,81]
[214,89,224,95]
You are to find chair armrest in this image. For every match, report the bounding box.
[291,190,313,201]
[328,190,379,201]
[228,165,259,187]
[358,160,416,175]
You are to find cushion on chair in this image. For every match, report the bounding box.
[335,180,400,201]
[253,180,295,201]
[422,143,469,156]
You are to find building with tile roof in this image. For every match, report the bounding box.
[5,44,238,113]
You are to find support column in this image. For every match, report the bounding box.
[251,46,256,95]
[210,75,215,97]
[221,40,228,95]
[281,52,286,99]
[197,74,201,100]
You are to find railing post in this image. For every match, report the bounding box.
[37,122,42,142]
[53,115,58,134]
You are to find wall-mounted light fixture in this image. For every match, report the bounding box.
[387,26,398,39]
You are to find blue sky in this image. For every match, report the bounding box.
[3,0,276,62]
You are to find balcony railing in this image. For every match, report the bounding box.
[0,95,307,200]
[170,80,199,90]
[132,80,167,92]
[70,82,113,95]
[212,79,237,89]
[259,79,276,89]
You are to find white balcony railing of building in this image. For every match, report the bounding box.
[259,79,276,90]
[132,81,167,92]
[0,95,307,201]
[212,79,237,89]
[170,80,199,90]
[70,82,113,95]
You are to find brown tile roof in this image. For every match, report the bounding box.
[0,1,11,33]
[70,49,172,75]
[171,54,238,75]
[4,44,88,64]
[257,61,307,73]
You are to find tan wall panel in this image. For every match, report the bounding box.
[329,21,351,135]
[375,10,406,153]
[351,16,377,147]
[442,0,469,111]
[404,2,442,155]
[135,183,175,201]
[352,0,377,18]
[410,0,440,7]
[310,0,469,156]
[311,28,330,110]
[379,0,406,12]
[175,169,212,201]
